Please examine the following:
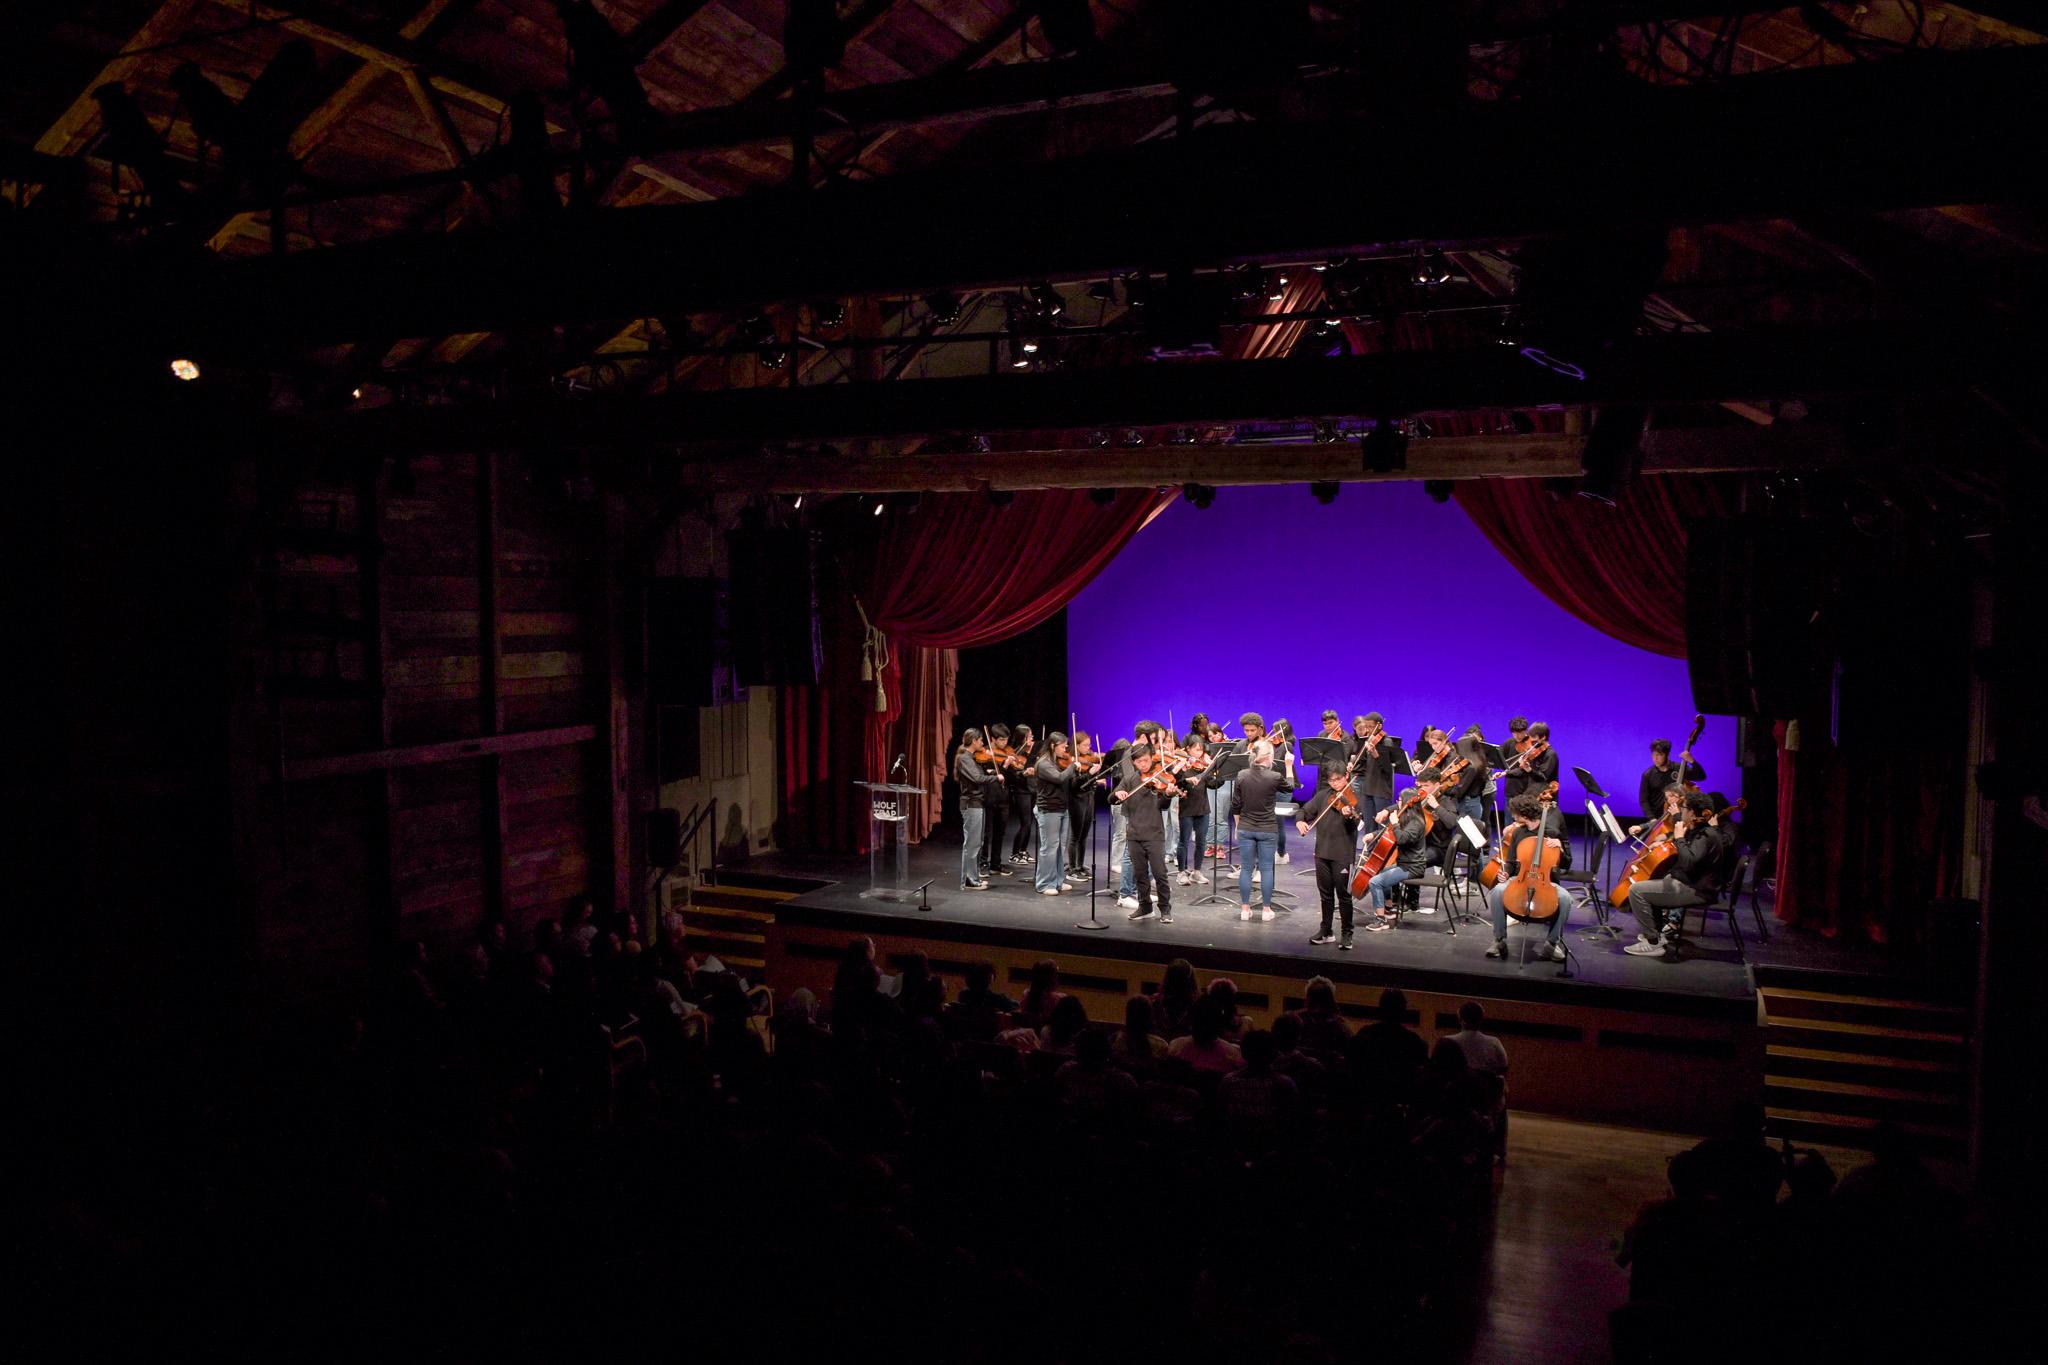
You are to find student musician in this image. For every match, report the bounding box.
[1628,782,1694,840]
[1112,721,1168,909]
[1313,711,1352,788]
[1454,724,1494,826]
[1270,718,1301,865]
[1229,737,1289,922]
[1202,718,1233,858]
[1362,774,1441,931]
[1112,743,1177,923]
[1006,724,1038,865]
[1501,719,1558,802]
[1296,769,1361,949]
[1623,791,1737,958]
[1029,733,1086,895]
[982,724,1017,877]
[1066,730,1102,881]
[1484,793,1576,961]
[1638,738,1706,823]
[955,728,995,892]
[1175,733,1212,887]
[1350,713,1400,829]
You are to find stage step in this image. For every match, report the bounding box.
[1759,983,1969,1155]
[1764,1107,1967,1160]
[705,869,830,895]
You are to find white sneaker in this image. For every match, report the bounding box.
[1117,896,1140,910]
[1277,853,1291,865]
[1260,907,1276,922]
[1240,907,1254,921]
[1623,936,1667,957]
[1175,872,1191,886]
[1039,887,1060,896]
[1191,870,1209,884]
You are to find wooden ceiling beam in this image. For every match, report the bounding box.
[34,0,206,157]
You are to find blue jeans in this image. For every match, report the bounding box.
[1490,884,1575,943]
[1208,780,1234,850]
[961,806,985,886]
[1238,829,1278,907]
[1108,802,1129,895]
[1366,866,1411,910]
[1458,795,1484,826]
[1179,813,1205,871]
[1035,811,1067,892]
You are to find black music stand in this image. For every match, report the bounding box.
[1570,765,1622,938]
[1481,743,1509,849]
[1212,738,1249,874]
[1077,801,1108,930]
[1192,750,1249,908]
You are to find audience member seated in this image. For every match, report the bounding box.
[1150,958,1201,1040]
[895,950,947,1023]
[1217,1029,1300,1148]
[1205,977,1252,1040]
[945,960,1016,1042]
[1038,994,1090,1055]
[1448,1001,1509,1160]
[1296,975,1353,1056]
[1166,998,1244,1074]
[1016,958,1067,1025]
[1111,995,1169,1075]
[1345,987,1427,1104]
[1268,1013,1329,1108]
[1055,1028,1140,1127]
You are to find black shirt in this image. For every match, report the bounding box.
[1298,787,1362,862]
[1351,733,1401,800]
[1176,767,1210,821]
[956,750,993,809]
[1452,737,1492,801]
[1033,754,1083,812]
[1638,759,1706,822]
[1497,808,1574,876]
[1503,743,1559,801]
[1113,781,1174,842]
[1389,804,1429,876]
[1232,765,1289,833]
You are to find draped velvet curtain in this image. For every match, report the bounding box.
[777,487,1172,854]
[1453,474,1734,658]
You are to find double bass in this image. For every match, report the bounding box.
[1349,757,1469,897]
[1479,780,1558,889]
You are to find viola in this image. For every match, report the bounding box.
[1480,780,1558,888]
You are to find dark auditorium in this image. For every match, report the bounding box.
[7,3,2041,1360]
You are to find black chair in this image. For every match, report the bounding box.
[1409,835,1482,930]
[1672,852,1762,962]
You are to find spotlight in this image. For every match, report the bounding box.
[1182,482,1215,509]
[1028,282,1065,316]
[351,386,364,400]
[1576,405,1647,506]
[1266,271,1285,302]
[1424,479,1454,504]
[792,493,805,509]
[169,358,201,381]
[925,291,962,323]
[813,298,847,328]
[1087,279,1117,303]
[1309,481,1340,505]
[759,346,789,370]
[1117,428,1145,447]
[1021,338,1040,354]
[1410,249,1453,288]
[872,497,886,516]
[1089,429,1113,448]
[1277,268,1291,287]
[988,487,1015,506]
[1360,419,1408,474]
[1088,487,1117,505]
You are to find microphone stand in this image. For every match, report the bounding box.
[1076,792,1108,931]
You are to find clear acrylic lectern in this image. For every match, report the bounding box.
[854,781,926,901]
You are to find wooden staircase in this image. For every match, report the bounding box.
[1759,975,1970,1159]
[676,871,813,978]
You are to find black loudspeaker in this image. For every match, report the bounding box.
[645,807,682,867]
[648,578,715,706]
[730,528,820,687]
[1685,521,1815,718]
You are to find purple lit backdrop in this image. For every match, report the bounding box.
[1066,482,1738,819]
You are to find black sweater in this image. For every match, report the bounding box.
[1389,805,1429,876]
[1298,788,1362,862]
[1032,754,1083,812]
[1351,733,1401,800]
[1638,759,1706,822]
[1231,765,1289,833]
[1497,808,1574,876]
[1113,782,1174,843]
[1503,745,1559,801]
[956,751,993,808]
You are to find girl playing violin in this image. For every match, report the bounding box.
[1174,732,1212,887]
[1006,724,1038,866]
[1270,718,1301,866]
[981,725,1018,877]
[955,727,997,892]
[1350,712,1399,832]
[1065,731,1102,882]
[1296,768,1362,948]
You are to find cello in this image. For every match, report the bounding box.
[1479,780,1558,889]
[1350,757,1468,897]
[1498,811,1565,924]
[1609,797,1747,908]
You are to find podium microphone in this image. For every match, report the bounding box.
[890,753,907,779]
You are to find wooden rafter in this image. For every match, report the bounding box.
[35,0,206,157]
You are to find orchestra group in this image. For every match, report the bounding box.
[953,712,1741,962]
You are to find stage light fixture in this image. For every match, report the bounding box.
[1360,419,1408,474]
[813,298,847,328]
[1411,249,1453,288]
[925,291,962,323]
[1029,282,1065,316]
[1089,429,1113,447]
[1117,428,1146,447]
[1424,479,1454,503]
[1087,279,1117,303]
[1088,487,1117,505]
[793,494,805,509]
[169,358,200,381]
[1267,272,1285,302]
[1182,482,1215,509]
[872,497,886,516]
[759,346,789,370]
[1309,480,1340,505]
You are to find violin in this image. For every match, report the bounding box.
[1480,780,1558,888]
[1057,748,1101,773]
[1504,735,1551,773]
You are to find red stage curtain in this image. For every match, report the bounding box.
[1452,474,1735,658]
[779,487,1172,853]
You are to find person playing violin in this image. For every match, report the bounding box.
[1113,743,1178,924]
[1202,717,1232,858]
[1065,731,1102,882]
[1349,712,1400,832]
[1362,772,1440,931]
[1485,792,1577,960]
[1628,782,1694,840]
[1111,720,1169,909]
[981,724,1018,878]
[1270,718,1302,866]
[1297,768,1362,949]
[1006,724,1039,866]
[955,728,997,892]
[1638,738,1706,825]
[1454,724,1494,827]
[1031,733,1085,896]
[1501,719,1558,803]
[1174,732,1212,888]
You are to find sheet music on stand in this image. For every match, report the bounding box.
[854,781,927,902]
